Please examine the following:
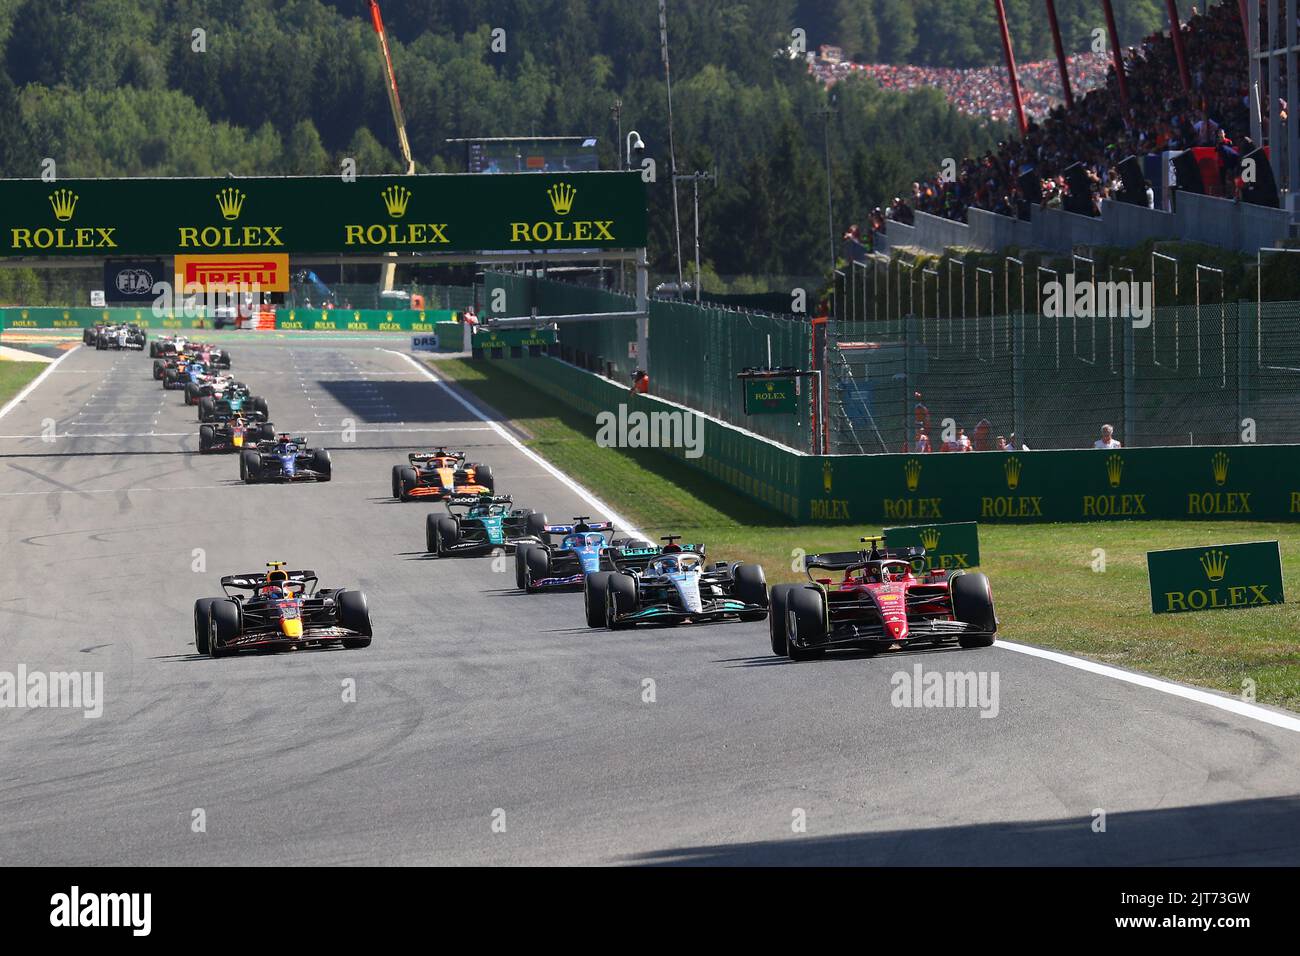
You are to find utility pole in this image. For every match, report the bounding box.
[659,0,685,298]
[675,170,715,304]
[817,102,836,277]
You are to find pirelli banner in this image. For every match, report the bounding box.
[807,446,1300,523]
[0,172,647,256]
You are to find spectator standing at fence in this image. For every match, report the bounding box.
[1093,424,1122,448]
[914,428,931,453]
[630,369,649,395]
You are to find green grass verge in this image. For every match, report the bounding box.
[433,356,1300,712]
[0,361,46,406]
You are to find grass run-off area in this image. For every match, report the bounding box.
[433,356,1300,713]
[0,361,45,407]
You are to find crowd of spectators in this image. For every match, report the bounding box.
[824,51,1111,125]
[845,2,1259,231]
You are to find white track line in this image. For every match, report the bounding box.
[382,350,640,536]
[997,640,1300,733]
[388,350,1300,736]
[0,345,80,421]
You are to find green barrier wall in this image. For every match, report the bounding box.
[488,351,1300,525]
[482,273,812,450]
[805,445,1300,524]
[491,355,805,520]
[1,306,456,331]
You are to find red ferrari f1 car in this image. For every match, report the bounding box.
[769,535,997,661]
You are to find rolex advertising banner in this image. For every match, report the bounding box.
[808,446,1300,523]
[1146,541,1284,614]
[0,306,455,331]
[884,521,981,571]
[0,172,646,257]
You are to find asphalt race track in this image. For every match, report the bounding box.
[2,337,1299,866]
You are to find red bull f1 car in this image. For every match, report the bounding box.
[425,494,548,556]
[515,518,654,593]
[769,535,997,661]
[199,414,275,454]
[241,434,332,483]
[193,562,372,658]
[582,536,769,629]
[392,448,493,501]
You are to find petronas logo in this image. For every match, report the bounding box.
[381,185,412,218]
[216,188,246,221]
[1106,453,1123,489]
[547,182,576,216]
[48,188,78,222]
[1212,451,1229,487]
[1200,549,1229,582]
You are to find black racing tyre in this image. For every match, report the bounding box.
[252,396,268,417]
[312,448,332,482]
[606,572,638,630]
[733,562,769,620]
[786,587,827,661]
[391,465,405,500]
[198,396,216,422]
[514,544,534,589]
[259,422,275,441]
[524,544,550,590]
[220,352,232,368]
[337,589,373,648]
[431,515,459,555]
[768,584,794,656]
[241,448,260,483]
[193,598,217,655]
[184,383,199,405]
[209,599,240,658]
[399,467,418,501]
[474,463,495,492]
[153,360,164,380]
[583,571,611,627]
[199,424,215,453]
[525,511,547,540]
[953,572,997,647]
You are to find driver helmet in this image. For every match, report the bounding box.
[261,568,289,599]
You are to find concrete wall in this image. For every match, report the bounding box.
[872,192,1294,257]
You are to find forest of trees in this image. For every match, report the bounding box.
[0,0,1187,286]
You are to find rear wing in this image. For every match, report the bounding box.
[446,493,512,509]
[608,542,705,568]
[409,450,464,464]
[544,521,614,535]
[221,569,318,592]
[803,547,924,572]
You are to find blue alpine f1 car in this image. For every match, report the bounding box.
[514,517,656,593]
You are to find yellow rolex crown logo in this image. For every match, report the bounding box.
[1212,451,1229,487]
[48,188,78,222]
[1106,453,1123,488]
[822,460,833,494]
[904,458,922,492]
[1199,548,1229,582]
[381,185,412,218]
[920,527,940,551]
[547,182,576,216]
[215,187,246,221]
[1004,456,1022,490]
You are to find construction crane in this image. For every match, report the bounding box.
[368,1,415,293]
